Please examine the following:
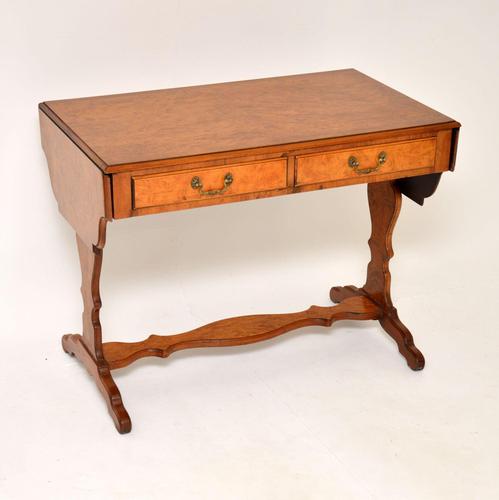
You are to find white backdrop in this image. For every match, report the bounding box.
[1,1,498,499]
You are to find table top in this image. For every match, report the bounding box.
[40,69,456,172]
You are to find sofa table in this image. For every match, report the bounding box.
[39,69,460,433]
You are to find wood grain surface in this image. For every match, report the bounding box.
[296,137,436,186]
[39,111,112,247]
[133,158,287,209]
[39,69,458,172]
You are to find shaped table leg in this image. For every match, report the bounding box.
[62,220,132,433]
[330,181,425,370]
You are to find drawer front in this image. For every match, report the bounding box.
[132,158,287,209]
[295,138,437,186]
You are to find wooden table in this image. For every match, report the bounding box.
[40,69,460,433]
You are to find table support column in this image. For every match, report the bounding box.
[331,181,425,370]
[62,220,132,433]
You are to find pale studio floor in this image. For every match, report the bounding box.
[2,181,498,500]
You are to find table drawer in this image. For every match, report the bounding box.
[132,158,287,209]
[295,138,437,186]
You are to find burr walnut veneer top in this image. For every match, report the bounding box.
[39,69,456,173]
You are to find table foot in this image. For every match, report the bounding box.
[103,296,381,370]
[379,311,425,370]
[62,333,132,433]
[330,285,425,370]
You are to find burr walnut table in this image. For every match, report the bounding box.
[39,69,460,433]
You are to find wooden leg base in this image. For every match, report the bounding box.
[62,334,132,433]
[60,181,426,433]
[330,286,425,370]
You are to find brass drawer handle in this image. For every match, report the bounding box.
[191,172,233,196]
[348,151,387,175]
